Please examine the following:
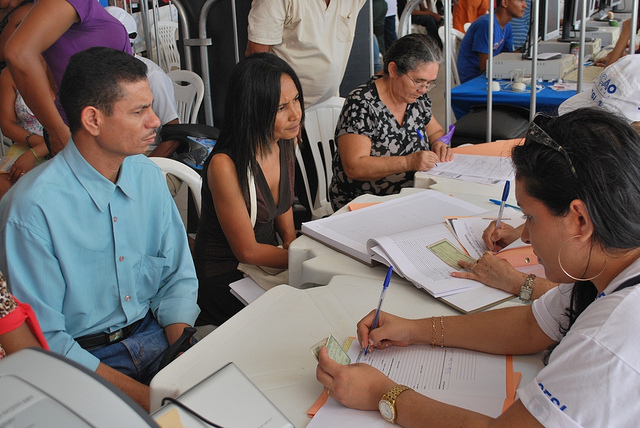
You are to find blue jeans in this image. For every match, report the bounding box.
[88,311,168,385]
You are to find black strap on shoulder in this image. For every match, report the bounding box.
[612,273,640,294]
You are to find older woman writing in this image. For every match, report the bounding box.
[329,34,452,210]
[317,108,640,426]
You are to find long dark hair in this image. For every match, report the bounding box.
[211,53,304,199]
[512,108,640,351]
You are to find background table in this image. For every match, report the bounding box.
[150,276,544,426]
[451,76,577,119]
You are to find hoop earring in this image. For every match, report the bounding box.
[557,235,607,282]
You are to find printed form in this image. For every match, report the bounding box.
[308,342,511,428]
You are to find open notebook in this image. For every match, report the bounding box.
[302,191,539,313]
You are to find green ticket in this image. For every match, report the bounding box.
[310,334,351,365]
[427,238,475,270]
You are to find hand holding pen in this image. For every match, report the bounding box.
[364,266,393,355]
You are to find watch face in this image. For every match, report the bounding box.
[379,399,394,421]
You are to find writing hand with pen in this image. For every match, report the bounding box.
[315,309,422,411]
[482,221,523,252]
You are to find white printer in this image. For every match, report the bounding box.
[489,52,576,81]
[0,348,157,427]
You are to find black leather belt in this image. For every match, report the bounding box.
[75,317,144,349]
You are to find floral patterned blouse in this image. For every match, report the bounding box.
[329,75,433,210]
[0,274,18,359]
[15,91,44,137]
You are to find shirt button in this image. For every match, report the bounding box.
[113,216,117,222]
[124,295,131,301]
[119,256,124,262]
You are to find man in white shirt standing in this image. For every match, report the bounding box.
[246,0,367,109]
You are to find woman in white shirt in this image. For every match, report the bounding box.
[316,107,640,427]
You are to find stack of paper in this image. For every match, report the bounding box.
[427,154,515,185]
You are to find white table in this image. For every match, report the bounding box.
[150,275,544,426]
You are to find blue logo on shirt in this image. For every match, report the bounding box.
[538,382,567,411]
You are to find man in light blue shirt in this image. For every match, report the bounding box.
[0,47,199,411]
[457,0,527,83]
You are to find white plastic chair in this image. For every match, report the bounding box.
[295,97,345,220]
[157,21,181,73]
[463,22,471,32]
[150,157,203,219]
[438,26,465,86]
[167,70,204,124]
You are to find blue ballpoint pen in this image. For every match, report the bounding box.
[489,199,521,211]
[364,265,393,356]
[493,181,510,250]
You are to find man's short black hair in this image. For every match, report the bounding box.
[59,47,148,133]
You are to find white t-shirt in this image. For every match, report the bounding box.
[385,0,397,17]
[517,258,640,427]
[247,0,366,108]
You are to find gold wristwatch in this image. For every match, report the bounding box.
[379,384,412,423]
[519,273,536,303]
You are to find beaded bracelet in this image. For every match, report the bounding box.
[430,316,436,348]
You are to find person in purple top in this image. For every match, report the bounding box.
[5,0,131,156]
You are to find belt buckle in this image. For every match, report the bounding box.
[108,329,124,344]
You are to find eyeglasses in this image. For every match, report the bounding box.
[405,73,437,91]
[527,114,578,179]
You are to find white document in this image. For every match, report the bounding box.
[301,190,486,264]
[428,154,515,185]
[229,277,266,306]
[366,222,480,297]
[308,342,508,427]
[449,208,524,259]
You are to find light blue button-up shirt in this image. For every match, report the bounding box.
[0,140,199,371]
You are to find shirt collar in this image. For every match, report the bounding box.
[61,139,138,212]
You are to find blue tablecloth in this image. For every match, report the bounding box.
[450,76,577,119]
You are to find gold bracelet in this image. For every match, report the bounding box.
[430,316,436,348]
[30,148,39,162]
[440,316,445,348]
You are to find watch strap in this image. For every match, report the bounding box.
[519,273,536,303]
[381,384,412,423]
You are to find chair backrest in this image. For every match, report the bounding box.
[438,26,465,86]
[167,70,204,124]
[157,21,181,73]
[295,96,345,220]
[149,157,203,220]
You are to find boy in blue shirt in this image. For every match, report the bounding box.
[457,0,527,83]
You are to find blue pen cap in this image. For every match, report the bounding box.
[501,180,510,201]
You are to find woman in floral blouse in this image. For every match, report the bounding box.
[329,34,453,210]
[0,272,47,358]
